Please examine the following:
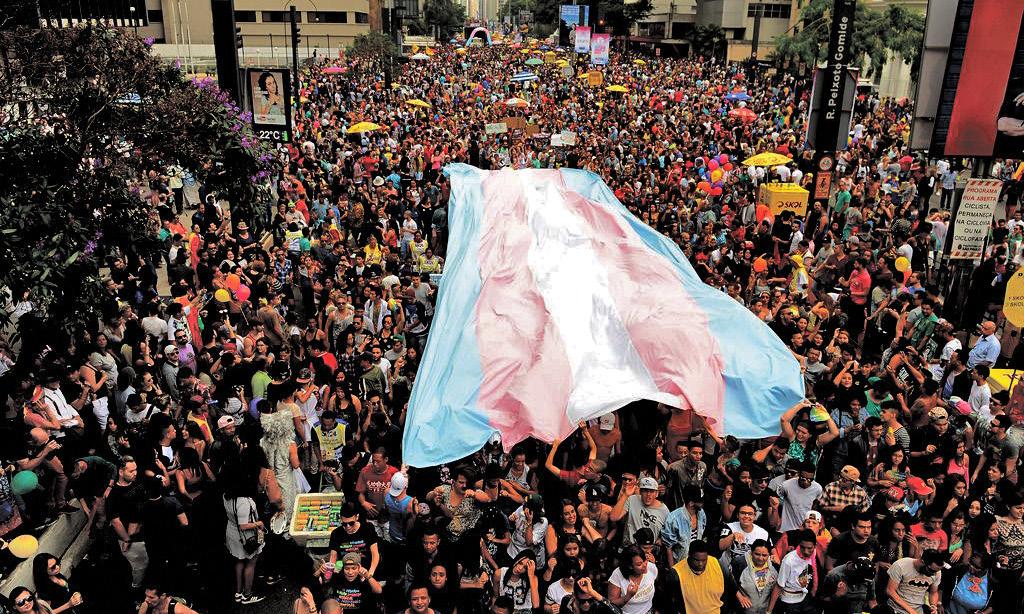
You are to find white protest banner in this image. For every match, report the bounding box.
[484,122,508,135]
[550,133,563,146]
[949,178,1001,260]
[560,130,576,145]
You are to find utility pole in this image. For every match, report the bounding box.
[210,0,241,100]
[750,2,762,61]
[289,6,300,92]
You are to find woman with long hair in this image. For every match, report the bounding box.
[544,499,601,561]
[945,509,969,564]
[31,554,84,614]
[222,466,266,605]
[935,474,969,519]
[8,587,55,614]
[867,446,910,493]
[492,549,540,614]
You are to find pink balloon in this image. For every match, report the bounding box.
[718,154,729,164]
[708,160,720,171]
[235,284,251,302]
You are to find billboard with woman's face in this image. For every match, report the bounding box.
[246,68,292,144]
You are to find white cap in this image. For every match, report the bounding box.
[388,472,408,496]
[598,414,616,431]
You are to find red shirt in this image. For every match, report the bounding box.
[849,268,872,305]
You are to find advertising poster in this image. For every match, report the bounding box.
[575,26,591,53]
[940,0,1024,157]
[247,68,292,143]
[591,34,610,65]
[949,178,1002,260]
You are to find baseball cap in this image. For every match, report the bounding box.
[164,344,177,357]
[840,465,862,483]
[887,486,905,501]
[388,472,408,496]
[638,476,659,491]
[906,476,933,496]
[805,510,823,523]
[342,552,361,566]
[633,527,655,546]
[217,415,236,430]
[928,407,948,423]
[598,414,616,431]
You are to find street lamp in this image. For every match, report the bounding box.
[129,6,138,36]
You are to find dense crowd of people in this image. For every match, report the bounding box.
[2,35,1024,614]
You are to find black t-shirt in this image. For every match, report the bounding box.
[329,523,379,564]
[329,576,376,614]
[107,479,146,528]
[142,495,185,549]
[825,531,880,565]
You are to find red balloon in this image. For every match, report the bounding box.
[697,181,711,192]
[711,186,723,196]
[235,284,251,302]
[723,163,734,172]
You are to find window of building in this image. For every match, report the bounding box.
[747,3,792,19]
[354,12,369,23]
[307,11,348,23]
[235,10,257,22]
[262,10,299,23]
[147,9,163,22]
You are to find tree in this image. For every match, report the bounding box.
[601,0,654,37]
[686,24,727,60]
[349,31,400,58]
[423,0,467,41]
[771,0,924,78]
[0,25,278,340]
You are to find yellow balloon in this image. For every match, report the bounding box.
[894,256,910,273]
[214,289,231,303]
[9,534,38,558]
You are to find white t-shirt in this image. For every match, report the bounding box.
[608,562,658,614]
[722,521,770,559]
[545,580,572,608]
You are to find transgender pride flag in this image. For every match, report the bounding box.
[402,164,804,467]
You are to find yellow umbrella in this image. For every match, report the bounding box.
[520,49,532,55]
[742,152,793,167]
[605,85,629,93]
[633,59,647,65]
[406,99,432,108]
[556,59,569,67]
[456,47,468,54]
[544,50,557,56]
[988,369,1021,393]
[348,122,382,133]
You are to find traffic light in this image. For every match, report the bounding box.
[235,26,243,49]
[290,6,301,48]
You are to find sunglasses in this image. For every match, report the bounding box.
[48,562,60,571]
[15,595,35,607]
[341,520,357,527]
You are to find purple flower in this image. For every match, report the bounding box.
[174,59,182,69]
[240,111,253,122]
[144,37,155,46]
[230,124,241,132]
[83,240,97,256]
[241,137,252,148]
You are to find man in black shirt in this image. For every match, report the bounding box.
[107,456,148,587]
[825,512,880,573]
[141,475,189,590]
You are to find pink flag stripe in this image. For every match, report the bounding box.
[555,174,726,426]
[475,172,574,444]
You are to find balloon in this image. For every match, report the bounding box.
[214,289,231,303]
[11,470,38,495]
[711,169,724,182]
[226,274,241,291]
[718,154,729,164]
[753,257,768,273]
[895,256,911,273]
[723,163,734,172]
[711,187,723,196]
[697,181,711,192]
[708,160,719,171]
[8,535,38,559]
[235,284,251,302]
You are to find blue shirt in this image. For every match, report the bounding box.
[661,506,706,562]
[967,334,1001,369]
